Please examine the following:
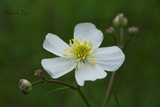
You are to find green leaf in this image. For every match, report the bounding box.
[35,87,70,97]
[113,87,120,107]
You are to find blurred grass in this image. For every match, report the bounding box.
[0,0,160,107]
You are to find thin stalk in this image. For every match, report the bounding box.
[103,26,124,107]
[102,72,116,107]
[123,34,134,47]
[31,79,91,107]
[119,27,124,48]
[32,79,77,90]
[111,34,118,46]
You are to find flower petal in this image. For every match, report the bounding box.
[93,46,125,71]
[74,23,103,48]
[43,33,70,57]
[41,57,77,78]
[75,62,107,86]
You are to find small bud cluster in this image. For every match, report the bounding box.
[19,70,44,94]
[106,13,139,47]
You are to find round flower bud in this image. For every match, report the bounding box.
[34,69,43,77]
[19,79,32,94]
[128,27,139,34]
[113,13,128,27]
[105,27,115,35]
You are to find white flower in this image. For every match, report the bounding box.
[41,23,125,86]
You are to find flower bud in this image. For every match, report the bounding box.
[34,69,43,77]
[105,27,115,35]
[128,26,139,34]
[19,79,32,94]
[113,13,128,27]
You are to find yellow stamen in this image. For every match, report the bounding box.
[63,38,97,68]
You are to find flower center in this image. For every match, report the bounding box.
[70,39,92,61]
[63,38,97,68]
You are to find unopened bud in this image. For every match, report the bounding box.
[19,79,32,94]
[113,13,128,27]
[128,27,139,34]
[34,69,43,77]
[105,27,115,35]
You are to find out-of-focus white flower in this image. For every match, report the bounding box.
[41,23,125,86]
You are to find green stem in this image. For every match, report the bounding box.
[31,79,91,107]
[77,86,91,107]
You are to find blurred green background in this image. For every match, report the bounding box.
[1,0,160,107]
